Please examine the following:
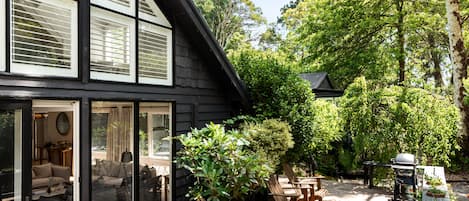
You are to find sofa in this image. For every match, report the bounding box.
[32,163,70,190]
[92,159,133,187]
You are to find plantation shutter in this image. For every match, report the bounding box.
[0,0,5,71]
[138,0,171,28]
[90,7,135,82]
[11,0,77,77]
[138,21,172,85]
[91,0,134,16]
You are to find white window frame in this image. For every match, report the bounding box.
[91,0,135,16]
[145,111,171,159]
[90,6,136,83]
[138,21,172,86]
[0,0,5,72]
[9,0,78,78]
[138,0,171,28]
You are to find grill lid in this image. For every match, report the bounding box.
[394,153,415,165]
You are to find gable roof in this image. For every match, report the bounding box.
[300,72,344,98]
[155,0,251,108]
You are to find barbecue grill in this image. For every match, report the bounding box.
[391,153,417,201]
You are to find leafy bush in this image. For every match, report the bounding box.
[241,119,294,167]
[230,50,342,161]
[176,123,272,201]
[340,77,460,167]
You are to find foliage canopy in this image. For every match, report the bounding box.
[230,50,342,161]
[340,77,460,167]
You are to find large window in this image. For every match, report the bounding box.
[91,102,172,201]
[10,0,78,77]
[90,7,136,82]
[90,0,172,85]
[91,101,134,201]
[139,102,171,201]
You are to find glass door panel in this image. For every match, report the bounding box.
[139,103,171,201]
[0,101,30,201]
[91,101,134,201]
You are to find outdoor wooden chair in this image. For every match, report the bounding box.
[267,175,311,201]
[283,163,328,201]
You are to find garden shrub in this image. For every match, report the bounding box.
[241,119,294,167]
[230,50,342,162]
[176,123,272,201]
[340,77,460,169]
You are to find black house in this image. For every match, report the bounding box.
[300,72,344,98]
[0,1,249,201]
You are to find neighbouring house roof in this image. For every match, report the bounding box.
[299,72,344,98]
[156,0,251,108]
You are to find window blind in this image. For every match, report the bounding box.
[138,0,171,28]
[138,22,170,82]
[0,0,5,71]
[91,0,134,16]
[91,14,131,76]
[139,0,156,18]
[109,0,130,7]
[12,0,72,70]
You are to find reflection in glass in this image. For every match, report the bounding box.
[139,103,171,201]
[91,102,133,201]
[0,110,21,201]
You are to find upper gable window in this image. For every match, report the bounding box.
[10,0,78,77]
[90,7,136,83]
[138,0,171,28]
[90,0,172,85]
[91,0,135,16]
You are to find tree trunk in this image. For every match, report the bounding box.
[428,34,444,88]
[396,0,406,84]
[446,0,469,154]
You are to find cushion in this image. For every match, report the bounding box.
[32,177,65,189]
[100,176,123,187]
[100,160,113,177]
[94,159,105,176]
[33,163,52,178]
[109,161,122,177]
[52,165,70,181]
[32,170,37,179]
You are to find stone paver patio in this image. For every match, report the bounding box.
[279,176,469,201]
[322,179,392,201]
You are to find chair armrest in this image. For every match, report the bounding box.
[297,176,325,179]
[283,186,312,190]
[269,193,301,198]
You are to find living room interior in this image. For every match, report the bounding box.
[30,100,79,201]
[91,101,171,201]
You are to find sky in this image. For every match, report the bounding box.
[251,0,292,23]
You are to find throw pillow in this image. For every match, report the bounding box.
[52,165,71,181]
[33,163,52,178]
[110,161,121,177]
[101,160,113,177]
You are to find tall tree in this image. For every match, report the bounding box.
[406,0,449,88]
[446,0,469,153]
[281,0,451,89]
[395,0,406,84]
[193,0,265,51]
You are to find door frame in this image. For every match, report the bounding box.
[0,100,32,201]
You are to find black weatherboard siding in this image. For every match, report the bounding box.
[0,0,250,200]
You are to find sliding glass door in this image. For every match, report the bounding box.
[0,101,32,201]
